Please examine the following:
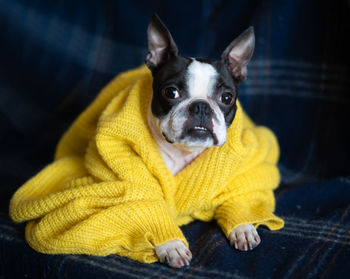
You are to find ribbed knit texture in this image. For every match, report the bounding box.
[9,65,284,263]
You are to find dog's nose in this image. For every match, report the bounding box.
[189,101,212,117]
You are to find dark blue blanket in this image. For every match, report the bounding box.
[1,1,349,278]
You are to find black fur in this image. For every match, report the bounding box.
[151,56,192,118]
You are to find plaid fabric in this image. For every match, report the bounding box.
[0,0,349,278]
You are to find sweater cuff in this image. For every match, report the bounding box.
[215,200,284,238]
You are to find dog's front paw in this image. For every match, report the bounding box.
[155,240,192,268]
[229,224,261,251]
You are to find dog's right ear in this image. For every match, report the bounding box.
[145,14,178,70]
[221,27,255,82]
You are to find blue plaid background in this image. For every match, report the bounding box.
[0,0,349,278]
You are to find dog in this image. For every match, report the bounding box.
[145,15,259,268]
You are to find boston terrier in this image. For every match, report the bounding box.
[146,15,259,268]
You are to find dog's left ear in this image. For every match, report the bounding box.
[221,27,255,82]
[145,14,178,71]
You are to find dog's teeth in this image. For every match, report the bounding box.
[194,126,207,131]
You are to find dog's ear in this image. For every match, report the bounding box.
[221,27,255,82]
[145,14,178,70]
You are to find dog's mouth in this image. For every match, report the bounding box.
[161,124,219,147]
[188,125,211,135]
[185,125,218,145]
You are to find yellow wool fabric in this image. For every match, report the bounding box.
[10,65,284,263]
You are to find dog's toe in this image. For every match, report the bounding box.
[236,230,248,251]
[229,224,260,251]
[245,230,257,250]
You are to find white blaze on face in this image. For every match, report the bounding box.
[186,60,218,99]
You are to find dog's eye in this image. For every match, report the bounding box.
[220,92,234,105]
[164,87,181,100]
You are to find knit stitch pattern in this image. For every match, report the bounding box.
[9,65,284,263]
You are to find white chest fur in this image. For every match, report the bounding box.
[148,107,204,175]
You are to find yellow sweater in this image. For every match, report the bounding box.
[10,65,284,263]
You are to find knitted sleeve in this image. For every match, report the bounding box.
[214,126,284,237]
[9,156,187,263]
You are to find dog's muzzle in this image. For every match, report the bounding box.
[181,100,219,144]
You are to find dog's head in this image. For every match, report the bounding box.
[146,15,255,151]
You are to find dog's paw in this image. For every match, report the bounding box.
[229,224,261,251]
[155,240,192,268]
